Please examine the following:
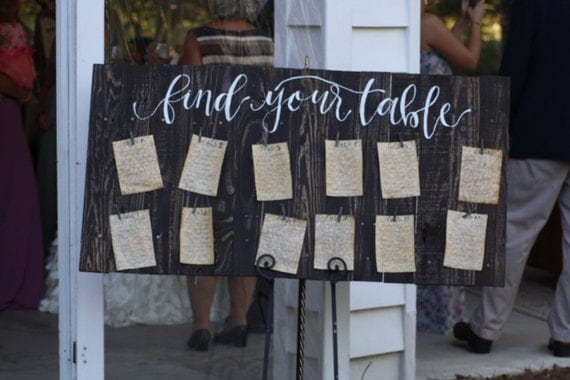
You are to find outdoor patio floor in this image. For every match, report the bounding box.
[2,267,570,380]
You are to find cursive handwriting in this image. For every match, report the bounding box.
[132,72,472,140]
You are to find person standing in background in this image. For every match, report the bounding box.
[22,0,54,168]
[421,0,485,75]
[180,0,274,352]
[417,0,485,334]
[35,0,57,259]
[0,0,45,310]
[454,0,570,356]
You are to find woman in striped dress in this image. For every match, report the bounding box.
[180,0,274,352]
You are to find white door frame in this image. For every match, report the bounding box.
[57,0,105,378]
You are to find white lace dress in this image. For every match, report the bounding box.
[39,237,229,327]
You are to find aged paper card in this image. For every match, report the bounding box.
[109,209,157,270]
[444,210,488,271]
[112,135,164,195]
[377,140,421,199]
[256,214,307,274]
[313,214,355,270]
[458,147,503,204]
[180,207,215,265]
[251,142,293,201]
[178,134,228,196]
[375,215,416,272]
[325,139,363,197]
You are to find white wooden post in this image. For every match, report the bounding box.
[57,0,105,378]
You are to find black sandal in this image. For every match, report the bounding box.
[214,325,247,347]
[187,329,211,352]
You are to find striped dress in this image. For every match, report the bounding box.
[191,25,274,66]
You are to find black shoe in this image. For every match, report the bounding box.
[548,339,570,357]
[453,322,493,354]
[214,325,248,347]
[187,329,210,352]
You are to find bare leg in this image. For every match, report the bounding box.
[187,275,217,332]
[225,276,257,328]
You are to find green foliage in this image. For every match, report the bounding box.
[18,1,41,32]
[106,0,210,48]
[103,0,213,63]
[478,38,502,74]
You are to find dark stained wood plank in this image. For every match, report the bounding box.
[80,64,508,286]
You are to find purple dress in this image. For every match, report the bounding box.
[0,97,45,310]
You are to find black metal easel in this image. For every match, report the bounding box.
[327,257,347,380]
[255,253,346,380]
[256,254,276,380]
[296,278,306,380]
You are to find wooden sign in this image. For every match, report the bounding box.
[80,64,508,286]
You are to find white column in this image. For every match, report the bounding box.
[273,1,351,378]
[273,1,419,379]
[57,1,105,379]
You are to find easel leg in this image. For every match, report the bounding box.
[296,279,306,380]
[262,280,274,380]
[330,281,339,380]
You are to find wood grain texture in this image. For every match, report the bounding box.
[80,65,508,286]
